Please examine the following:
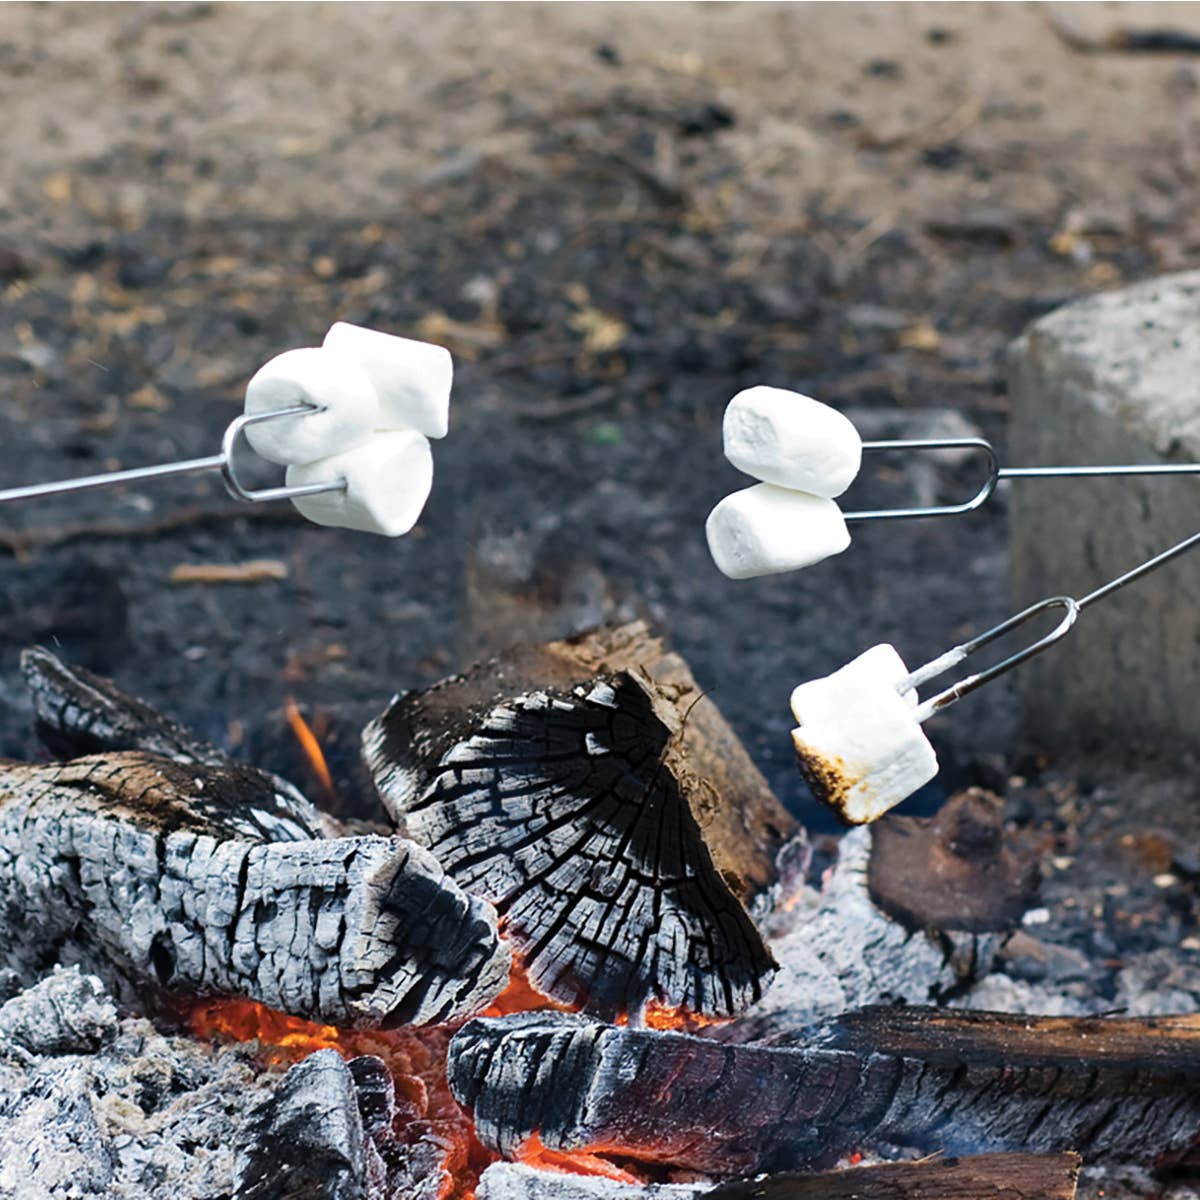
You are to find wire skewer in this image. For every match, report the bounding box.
[901,523,1200,716]
[843,437,1200,522]
[0,407,346,508]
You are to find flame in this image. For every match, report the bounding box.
[482,957,571,1018]
[284,696,337,804]
[516,1132,641,1183]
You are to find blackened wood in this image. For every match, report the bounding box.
[364,621,796,1021]
[21,645,331,835]
[234,1048,372,1200]
[0,752,509,1026]
[868,790,1040,933]
[707,1153,1080,1200]
[449,1009,1200,1175]
[22,645,229,765]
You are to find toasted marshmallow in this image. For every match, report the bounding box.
[706,484,850,579]
[790,644,937,825]
[724,386,862,498]
[243,347,380,467]
[323,322,451,440]
[287,430,433,537]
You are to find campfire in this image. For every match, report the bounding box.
[2,622,1199,1199]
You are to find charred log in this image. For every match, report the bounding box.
[868,790,1040,933]
[0,753,509,1026]
[21,645,331,835]
[364,621,797,1021]
[449,1009,1200,1175]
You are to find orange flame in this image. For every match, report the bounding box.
[517,1132,641,1183]
[284,696,337,804]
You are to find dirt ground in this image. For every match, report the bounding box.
[0,0,1198,847]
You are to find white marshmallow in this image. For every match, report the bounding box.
[244,347,381,467]
[706,484,850,579]
[723,386,862,497]
[323,322,452,440]
[286,430,433,537]
[789,645,938,825]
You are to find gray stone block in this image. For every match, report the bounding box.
[1008,271,1200,757]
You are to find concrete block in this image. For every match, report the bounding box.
[1008,271,1200,757]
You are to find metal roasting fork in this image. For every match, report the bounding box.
[893,524,1200,720]
[842,437,1200,522]
[0,406,346,507]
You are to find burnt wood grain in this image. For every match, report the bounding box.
[449,1009,1200,1174]
[21,645,329,834]
[364,622,797,1021]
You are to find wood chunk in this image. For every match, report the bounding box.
[449,1009,1200,1175]
[364,621,797,1021]
[234,1048,372,1200]
[477,1162,698,1199]
[868,789,1040,933]
[0,752,509,1026]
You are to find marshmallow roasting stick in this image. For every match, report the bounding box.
[0,323,452,538]
[708,387,1200,578]
[795,524,1200,825]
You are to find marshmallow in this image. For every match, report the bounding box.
[723,386,862,497]
[789,644,938,825]
[244,347,381,466]
[323,322,452,439]
[706,484,850,579]
[286,430,433,537]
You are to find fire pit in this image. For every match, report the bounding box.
[1,619,1199,1200]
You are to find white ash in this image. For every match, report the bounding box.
[478,1164,708,1200]
[0,971,283,1199]
[0,965,118,1064]
[754,828,1000,1021]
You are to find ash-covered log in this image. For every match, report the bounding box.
[364,621,798,1021]
[450,1008,1200,1175]
[0,752,509,1026]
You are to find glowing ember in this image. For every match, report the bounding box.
[187,998,487,1198]
[516,1132,641,1184]
[284,696,337,804]
[482,957,571,1018]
